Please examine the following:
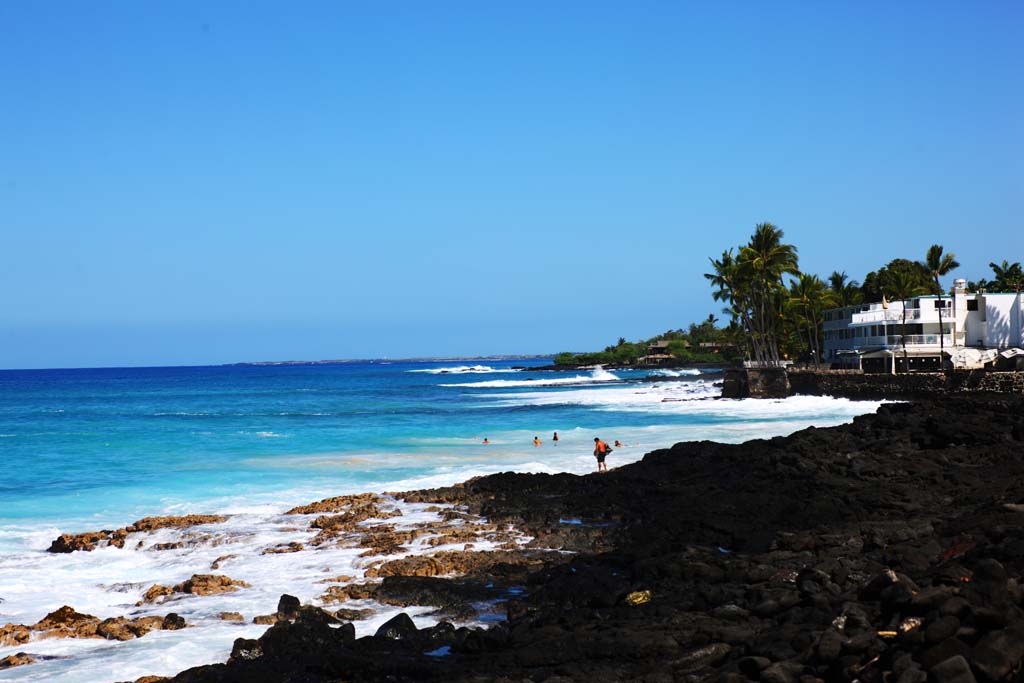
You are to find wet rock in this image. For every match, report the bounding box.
[128,515,227,533]
[175,574,250,596]
[162,613,186,630]
[142,585,174,604]
[31,605,101,638]
[277,595,300,620]
[229,638,261,662]
[0,652,35,669]
[285,492,391,515]
[209,554,237,570]
[97,616,163,640]
[375,612,419,640]
[0,624,30,647]
[261,542,304,555]
[47,515,225,553]
[333,607,374,621]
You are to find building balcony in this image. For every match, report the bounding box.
[828,334,954,350]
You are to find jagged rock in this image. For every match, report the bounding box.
[261,542,304,555]
[47,516,226,553]
[364,550,539,578]
[175,574,250,596]
[374,612,418,640]
[142,585,174,604]
[0,652,35,669]
[127,515,226,533]
[97,616,164,640]
[333,607,374,621]
[219,612,244,622]
[229,638,261,662]
[0,623,30,647]
[31,605,100,638]
[163,613,186,630]
[276,595,300,619]
[285,493,393,515]
[320,583,378,604]
[210,554,237,570]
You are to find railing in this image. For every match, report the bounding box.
[829,334,954,349]
[851,309,925,324]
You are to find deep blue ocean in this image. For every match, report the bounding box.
[0,359,880,682]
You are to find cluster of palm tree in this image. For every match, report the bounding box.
[706,225,969,370]
[705,223,799,367]
[968,261,1024,294]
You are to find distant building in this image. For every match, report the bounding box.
[823,279,1024,373]
[638,340,675,365]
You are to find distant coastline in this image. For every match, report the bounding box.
[228,354,555,367]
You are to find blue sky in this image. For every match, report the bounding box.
[1,1,1021,368]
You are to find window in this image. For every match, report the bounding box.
[967,300,978,311]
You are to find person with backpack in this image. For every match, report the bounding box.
[593,437,612,473]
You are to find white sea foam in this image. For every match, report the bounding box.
[651,368,702,377]
[441,366,620,389]
[407,365,520,375]
[0,499,529,683]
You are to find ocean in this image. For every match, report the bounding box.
[0,360,881,681]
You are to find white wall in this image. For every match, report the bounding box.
[983,293,1023,348]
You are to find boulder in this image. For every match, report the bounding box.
[0,652,35,669]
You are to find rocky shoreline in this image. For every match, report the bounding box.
[6,396,1024,682]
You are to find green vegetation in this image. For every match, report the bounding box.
[552,317,741,368]
[704,225,972,369]
[557,225,1015,372]
[970,260,1024,293]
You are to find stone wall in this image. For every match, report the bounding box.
[787,369,1024,399]
[722,367,790,398]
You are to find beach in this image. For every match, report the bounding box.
[0,361,882,681]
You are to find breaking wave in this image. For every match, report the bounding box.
[408,365,521,375]
[441,366,620,389]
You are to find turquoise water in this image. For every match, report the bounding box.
[0,360,690,523]
[0,360,878,530]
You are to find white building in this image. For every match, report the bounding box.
[823,279,1024,373]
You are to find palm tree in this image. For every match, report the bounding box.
[921,245,960,369]
[736,223,800,366]
[827,270,864,308]
[788,274,829,368]
[705,249,757,361]
[888,272,929,373]
[989,260,1024,293]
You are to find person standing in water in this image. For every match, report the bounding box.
[593,437,611,473]
[533,436,541,447]
[552,431,559,445]
[482,438,490,445]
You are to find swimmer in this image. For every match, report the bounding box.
[482,438,490,445]
[533,436,541,447]
[614,440,623,448]
[552,431,559,445]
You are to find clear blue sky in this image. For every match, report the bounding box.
[2,1,1021,368]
